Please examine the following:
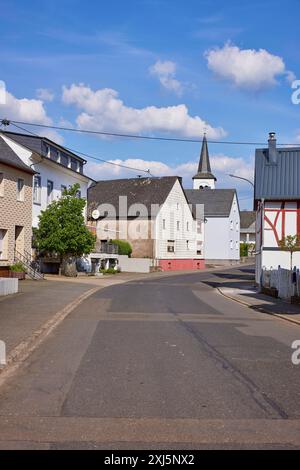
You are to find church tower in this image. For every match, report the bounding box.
[192,134,216,190]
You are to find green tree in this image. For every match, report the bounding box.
[35,184,95,276]
[278,235,300,270]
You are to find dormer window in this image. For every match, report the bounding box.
[60,153,68,167]
[71,157,78,172]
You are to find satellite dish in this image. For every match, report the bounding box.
[92,209,100,220]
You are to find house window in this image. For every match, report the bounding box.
[197,221,202,234]
[186,221,189,232]
[17,178,24,201]
[177,221,180,231]
[236,221,239,232]
[236,240,239,250]
[230,220,233,230]
[197,240,202,255]
[76,189,81,198]
[45,145,50,157]
[60,153,68,167]
[167,240,175,253]
[0,173,4,197]
[33,175,41,204]
[162,219,166,230]
[186,240,190,250]
[71,158,78,172]
[47,180,54,204]
[61,184,67,196]
[230,239,233,249]
[0,229,8,259]
[50,147,60,162]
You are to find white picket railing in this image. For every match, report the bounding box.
[261,266,300,300]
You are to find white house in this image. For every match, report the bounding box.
[87,176,205,271]
[0,130,92,227]
[255,132,300,282]
[185,135,240,264]
[240,211,256,244]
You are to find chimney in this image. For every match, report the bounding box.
[268,132,277,164]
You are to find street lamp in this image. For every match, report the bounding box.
[228,174,254,188]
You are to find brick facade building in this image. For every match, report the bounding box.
[0,139,34,270]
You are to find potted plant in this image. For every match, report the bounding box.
[9,262,26,280]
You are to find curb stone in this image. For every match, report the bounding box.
[217,287,300,327]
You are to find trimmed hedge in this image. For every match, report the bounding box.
[112,239,132,257]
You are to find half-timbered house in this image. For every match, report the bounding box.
[254,132,300,282]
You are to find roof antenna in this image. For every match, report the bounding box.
[0,118,10,130]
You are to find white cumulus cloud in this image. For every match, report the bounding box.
[205,43,294,90]
[0,87,64,143]
[36,88,55,102]
[62,83,226,139]
[149,60,183,95]
[39,128,64,145]
[0,88,52,124]
[85,153,253,190]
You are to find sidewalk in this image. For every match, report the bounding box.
[218,282,300,326]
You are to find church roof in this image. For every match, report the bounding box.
[193,135,216,181]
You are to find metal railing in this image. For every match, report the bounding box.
[95,242,119,254]
[14,248,44,280]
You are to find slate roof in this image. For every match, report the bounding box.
[240,211,256,230]
[193,135,216,181]
[0,136,35,174]
[88,176,182,218]
[185,188,236,217]
[1,130,87,166]
[255,146,300,200]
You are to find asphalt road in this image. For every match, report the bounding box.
[0,265,300,449]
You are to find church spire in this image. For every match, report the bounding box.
[192,134,216,189]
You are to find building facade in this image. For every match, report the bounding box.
[185,135,240,264]
[0,138,34,271]
[255,132,300,282]
[240,211,256,244]
[0,131,92,227]
[88,176,205,271]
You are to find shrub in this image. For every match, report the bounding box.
[99,268,117,275]
[240,242,249,257]
[10,262,26,272]
[111,239,132,257]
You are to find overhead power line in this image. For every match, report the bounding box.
[1,118,300,146]
[2,122,153,176]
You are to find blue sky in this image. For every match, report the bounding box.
[0,0,300,208]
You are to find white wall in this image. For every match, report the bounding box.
[0,278,18,295]
[31,159,90,227]
[257,201,300,277]
[204,194,240,261]
[155,179,203,259]
[2,135,91,227]
[227,194,240,260]
[193,178,215,190]
[118,255,151,273]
